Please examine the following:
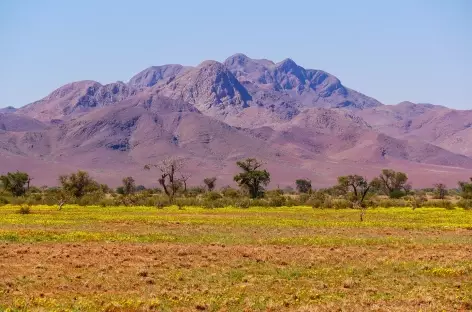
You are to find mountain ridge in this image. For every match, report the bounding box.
[2,53,471,187]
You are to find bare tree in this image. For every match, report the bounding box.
[145,157,187,203]
[180,173,191,193]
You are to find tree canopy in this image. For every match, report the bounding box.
[371,169,410,198]
[0,171,30,197]
[295,179,312,193]
[234,158,270,199]
[59,171,99,198]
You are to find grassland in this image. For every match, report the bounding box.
[0,205,471,311]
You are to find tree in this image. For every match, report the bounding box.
[295,179,312,193]
[371,169,410,198]
[337,175,373,221]
[434,183,448,199]
[458,177,472,199]
[233,158,270,199]
[122,176,136,195]
[145,157,187,203]
[180,173,191,193]
[0,171,30,197]
[59,170,99,198]
[203,177,217,191]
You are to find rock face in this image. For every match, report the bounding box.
[156,60,252,116]
[128,65,189,88]
[3,53,472,187]
[18,81,136,121]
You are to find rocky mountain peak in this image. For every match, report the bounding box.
[128,64,187,88]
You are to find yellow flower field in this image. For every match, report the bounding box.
[0,205,471,311]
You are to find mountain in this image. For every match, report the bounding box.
[356,102,472,157]
[128,64,190,88]
[0,113,46,132]
[3,54,472,187]
[156,60,253,117]
[0,106,17,114]
[223,53,381,110]
[18,81,137,122]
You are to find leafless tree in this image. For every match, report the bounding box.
[145,157,187,203]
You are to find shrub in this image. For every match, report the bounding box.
[407,194,427,209]
[221,187,241,199]
[457,199,472,210]
[98,198,115,207]
[187,186,206,197]
[18,205,31,214]
[155,200,167,209]
[204,191,222,201]
[389,189,406,199]
[9,197,27,205]
[268,196,285,207]
[201,199,227,209]
[308,191,327,208]
[298,193,311,204]
[425,199,454,209]
[0,197,10,205]
[266,189,284,197]
[372,198,408,208]
[174,197,200,207]
[332,199,353,209]
[235,199,250,208]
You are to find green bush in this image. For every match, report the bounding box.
[9,197,27,205]
[235,199,250,208]
[187,186,206,197]
[298,193,310,204]
[457,199,472,210]
[425,199,454,209]
[372,198,408,208]
[332,199,352,209]
[98,198,115,207]
[76,192,105,206]
[0,197,10,205]
[201,199,228,209]
[221,187,241,199]
[18,205,31,214]
[389,190,406,199]
[204,191,222,201]
[268,196,285,207]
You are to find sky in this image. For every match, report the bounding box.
[0,0,471,109]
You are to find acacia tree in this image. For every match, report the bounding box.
[59,170,99,198]
[434,183,448,199]
[0,171,30,197]
[203,177,217,191]
[233,158,270,199]
[180,173,191,193]
[122,177,136,195]
[458,177,472,199]
[371,169,410,198]
[295,179,312,193]
[337,175,373,221]
[145,157,187,203]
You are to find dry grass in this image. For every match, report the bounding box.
[0,205,471,311]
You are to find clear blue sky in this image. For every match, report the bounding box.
[1,0,471,109]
